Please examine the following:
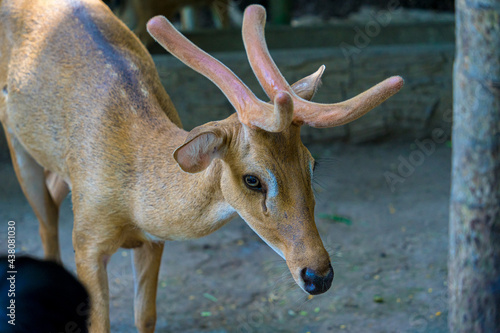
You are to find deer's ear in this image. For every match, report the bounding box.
[173,124,228,173]
[290,65,325,101]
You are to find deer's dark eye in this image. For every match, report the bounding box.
[244,175,262,191]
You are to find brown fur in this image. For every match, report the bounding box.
[0,1,402,332]
[0,1,335,332]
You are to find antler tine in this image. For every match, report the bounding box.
[294,76,404,128]
[242,5,404,128]
[147,16,292,132]
[242,5,291,100]
[147,16,257,120]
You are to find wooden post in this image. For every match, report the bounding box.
[449,0,500,332]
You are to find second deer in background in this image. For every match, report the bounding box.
[108,0,235,46]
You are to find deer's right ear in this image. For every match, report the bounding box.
[173,125,228,173]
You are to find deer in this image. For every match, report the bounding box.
[0,0,403,332]
[108,0,232,47]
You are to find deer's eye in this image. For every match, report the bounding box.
[244,175,262,191]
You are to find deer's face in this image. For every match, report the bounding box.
[149,4,402,296]
[173,115,333,294]
[221,121,333,295]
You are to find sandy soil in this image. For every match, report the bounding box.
[0,139,450,333]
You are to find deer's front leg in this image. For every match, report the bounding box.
[132,241,164,333]
[72,210,122,333]
[73,244,111,332]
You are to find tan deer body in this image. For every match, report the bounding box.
[0,0,403,332]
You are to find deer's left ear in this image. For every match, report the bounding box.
[173,122,228,173]
[290,65,325,101]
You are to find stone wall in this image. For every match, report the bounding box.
[154,43,454,143]
[0,41,454,162]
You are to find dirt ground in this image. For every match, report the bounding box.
[0,139,450,333]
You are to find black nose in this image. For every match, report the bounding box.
[300,264,334,295]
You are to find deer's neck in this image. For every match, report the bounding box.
[129,122,237,241]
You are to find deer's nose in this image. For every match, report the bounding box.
[300,264,334,295]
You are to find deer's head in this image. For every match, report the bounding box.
[147,5,403,295]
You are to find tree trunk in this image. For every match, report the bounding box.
[449,0,500,332]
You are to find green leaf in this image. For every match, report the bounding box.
[203,293,218,302]
[318,213,352,225]
[201,311,212,317]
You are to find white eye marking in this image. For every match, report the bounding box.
[266,168,279,198]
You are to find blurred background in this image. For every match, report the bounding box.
[100,0,455,144]
[0,0,456,332]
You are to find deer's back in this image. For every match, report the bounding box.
[0,0,182,181]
